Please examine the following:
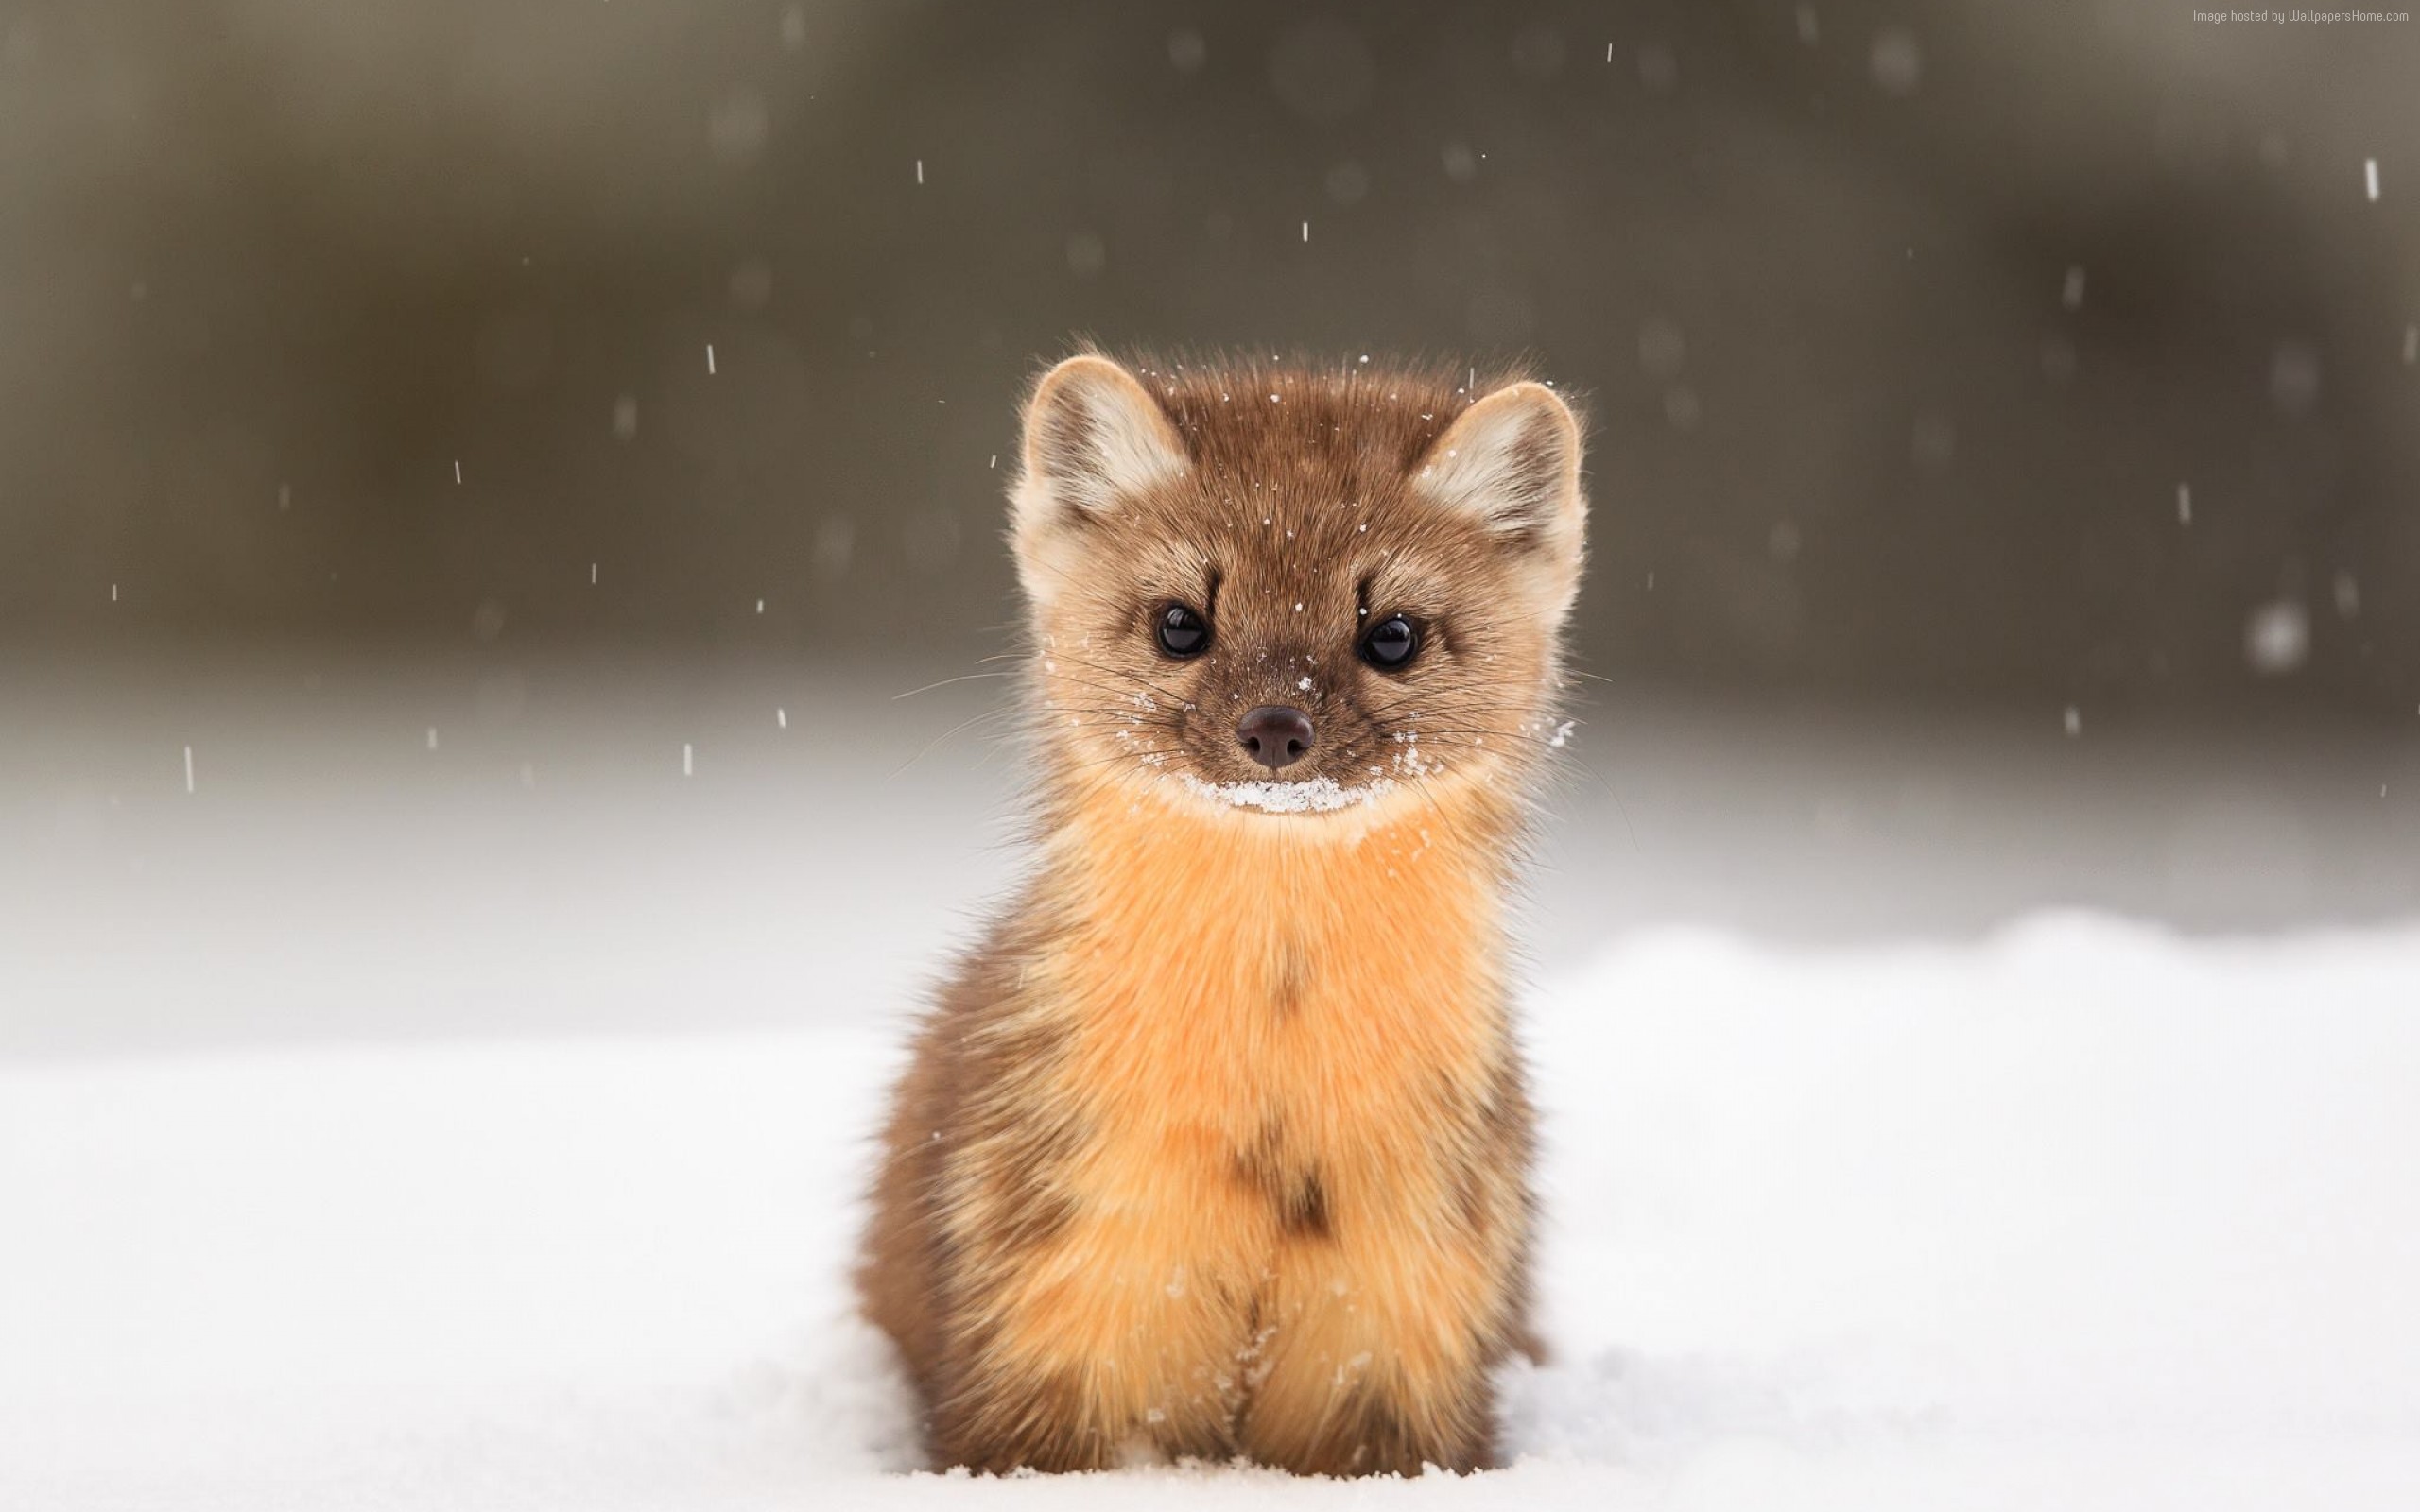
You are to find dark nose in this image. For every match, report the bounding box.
[1236,706,1316,771]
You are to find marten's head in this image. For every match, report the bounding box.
[1010,352,1587,824]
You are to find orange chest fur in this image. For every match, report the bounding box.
[1036,794,1514,1189]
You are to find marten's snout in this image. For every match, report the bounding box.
[1236,706,1316,771]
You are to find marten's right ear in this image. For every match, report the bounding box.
[1011,355,1187,605]
[1412,380,1588,624]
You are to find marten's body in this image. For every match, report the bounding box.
[858,353,1588,1476]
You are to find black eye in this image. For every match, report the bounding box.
[1361,614,1419,670]
[1156,603,1210,658]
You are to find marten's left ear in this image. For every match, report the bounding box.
[1011,355,1188,606]
[1413,380,1588,620]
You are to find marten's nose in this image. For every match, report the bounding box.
[1236,706,1316,771]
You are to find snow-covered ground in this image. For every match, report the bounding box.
[5,655,2419,1507]
[7,919,2419,1509]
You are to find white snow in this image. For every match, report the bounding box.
[6,918,2419,1510]
[2245,599,2311,675]
[1869,27,1923,95]
[1180,773,1395,814]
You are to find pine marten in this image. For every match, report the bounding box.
[857,351,1588,1476]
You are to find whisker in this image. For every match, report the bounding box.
[890,702,1024,777]
[1046,651,1198,711]
[1044,674,1192,713]
[892,670,1015,700]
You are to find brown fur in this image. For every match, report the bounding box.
[856,352,1586,1476]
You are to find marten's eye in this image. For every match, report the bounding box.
[1156,603,1211,659]
[1360,614,1419,671]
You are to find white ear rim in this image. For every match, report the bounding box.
[1413,380,1584,541]
[1413,380,1588,619]
[1011,355,1188,529]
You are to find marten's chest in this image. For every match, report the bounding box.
[1038,798,1512,1184]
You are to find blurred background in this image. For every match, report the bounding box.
[4,0,2418,1055]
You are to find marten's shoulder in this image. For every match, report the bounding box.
[856,897,1060,1385]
